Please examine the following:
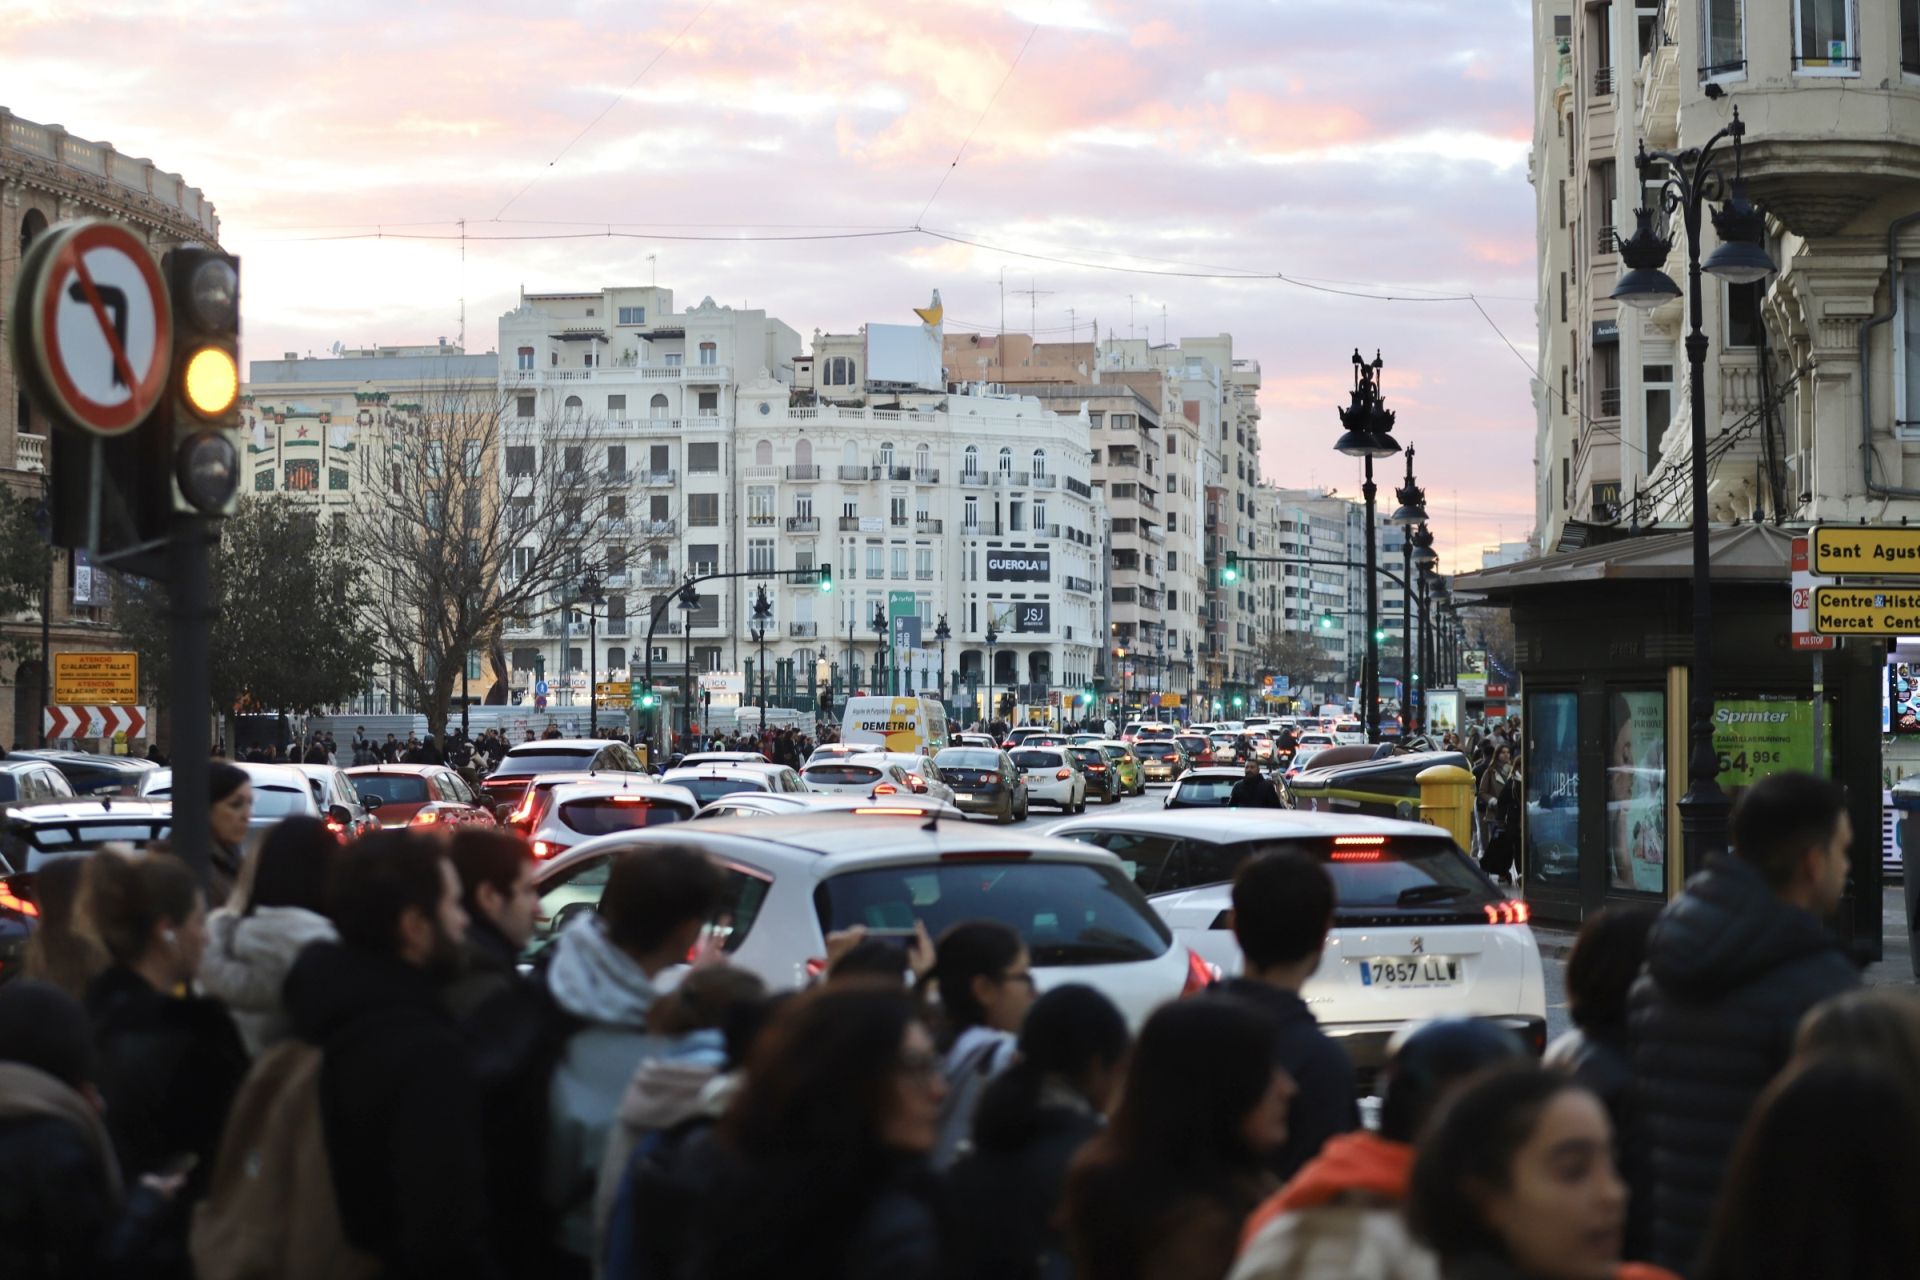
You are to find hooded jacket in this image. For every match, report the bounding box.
[540,915,683,1260]
[1229,1132,1436,1280]
[1627,857,1858,1273]
[1209,979,1360,1183]
[591,1030,727,1253]
[283,941,499,1280]
[197,906,338,1056]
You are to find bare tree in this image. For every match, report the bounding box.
[351,382,671,735]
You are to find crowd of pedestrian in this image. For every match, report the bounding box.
[0,765,1911,1280]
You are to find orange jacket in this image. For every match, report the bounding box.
[1239,1131,1414,1250]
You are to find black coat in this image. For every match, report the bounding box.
[1228,775,1282,808]
[1627,857,1859,1273]
[1208,979,1359,1182]
[86,966,248,1192]
[944,1102,1101,1280]
[0,1113,173,1280]
[284,941,502,1280]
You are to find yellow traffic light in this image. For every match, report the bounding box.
[182,346,238,417]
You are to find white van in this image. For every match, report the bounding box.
[839,696,951,755]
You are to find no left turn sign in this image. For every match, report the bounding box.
[10,219,172,436]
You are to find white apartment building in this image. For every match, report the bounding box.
[1535,0,1920,547]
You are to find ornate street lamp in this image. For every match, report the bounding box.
[870,604,888,697]
[985,617,1000,729]
[1335,349,1403,743]
[934,613,952,712]
[1390,449,1428,736]
[1610,104,1776,871]
[751,584,772,726]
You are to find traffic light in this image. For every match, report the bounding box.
[1319,611,1336,630]
[1374,627,1388,644]
[817,563,833,592]
[638,686,657,709]
[1221,552,1240,584]
[162,247,242,515]
[1232,694,1245,708]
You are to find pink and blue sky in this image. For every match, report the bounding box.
[4,0,1542,568]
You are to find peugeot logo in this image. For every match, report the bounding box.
[1410,937,1425,954]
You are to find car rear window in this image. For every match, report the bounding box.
[1176,737,1208,751]
[1132,833,1495,903]
[350,774,429,805]
[1068,749,1105,767]
[253,786,309,817]
[1010,750,1062,770]
[804,764,883,785]
[672,777,766,805]
[936,750,1002,770]
[5,820,174,871]
[1174,777,1237,805]
[815,859,1170,966]
[1100,745,1132,761]
[496,749,595,775]
[557,796,690,836]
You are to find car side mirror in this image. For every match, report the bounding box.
[363,795,384,811]
[328,803,354,826]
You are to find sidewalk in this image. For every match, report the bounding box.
[1531,886,1916,988]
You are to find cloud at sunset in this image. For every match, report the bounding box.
[1,0,1543,566]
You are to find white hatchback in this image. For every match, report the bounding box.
[527,819,1205,1024]
[525,780,699,861]
[1049,809,1548,1082]
[1007,746,1088,813]
[798,757,916,798]
[849,752,957,805]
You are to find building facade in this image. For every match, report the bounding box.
[0,107,221,746]
[1535,0,1920,547]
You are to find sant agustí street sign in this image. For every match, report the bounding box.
[1809,526,1920,577]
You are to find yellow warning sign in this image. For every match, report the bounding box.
[1810,526,1920,576]
[1811,585,1920,635]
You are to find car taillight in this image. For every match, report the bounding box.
[1485,900,1531,925]
[804,956,829,981]
[411,809,440,825]
[1087,763,1107,771]
[507,791,537,826]
[0,883,38,918]
[852,806,924,816]
[905,774,929,793]
[1180,947,1217,996]
[532,840,570,859]
[872,783,899,795]
[325,819,348,840]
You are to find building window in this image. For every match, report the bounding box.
[606,445,626,478]
[608,646,626,670]
[517,347,534,371]
[618,306,646,325]
[915,442,930,475]
[1701,0,1746,79]
[1794,0,1857,72]
[1644,363,1675,457]
[665,353,683,367]
[1591,159,1616,254]
[1725,280,1762,348]
[867,545,884,578]
[748,485,775,524]
[879,441,895,469]
[891,547,908,579]
[1589,1,1614,93]
[697,391,718,415]
[917,547,934,579]
[517,395,535,419]
[688,442,720,473]
[964,494,979,530]
[795,490,814,520]
[1031,448,1047,479]
[688,493,720,526]
[650,393,670,419]
[1897,264,1920,437]
[824,356,854,386]
[511,546,534,579]
[607,394,626,415]
[749,538,775,574]
[506,445,535,476]
[963,445,980,479]
[1595,344,1621,417]
[1905,0,1920,75]
[755,439,772,466]
[688,544,720,575]
[698,342,718,366]
[563,394,583,414]
[998,446,1013,475]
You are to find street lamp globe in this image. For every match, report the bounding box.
[1703,181,1775,284]
[1610,206,1683,311]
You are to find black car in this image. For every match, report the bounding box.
[1163,767,1253,810]
[932,747,1029,823]
[1067,746,1123,806]
[9,749,159,796]
[0,798,174,982]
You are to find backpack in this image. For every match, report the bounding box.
[190,1040,381,1280]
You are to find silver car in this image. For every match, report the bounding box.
[525,779,698,860]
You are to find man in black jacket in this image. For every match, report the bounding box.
[1209,850,1358,1181]
[1628,770,1858,1273]
[1229,759,1282,808]
[284,832,502,1280]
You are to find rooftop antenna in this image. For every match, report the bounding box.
[648,253,657,287]
[1011,278,1053,350]
[1160,303,1167,345]
[457,218,467,352]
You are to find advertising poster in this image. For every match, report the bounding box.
[1525,692,1580,887]
[1607,691,1667,893]
[986,551,1052,582]
[1892,663,1920,735]
[1712,699,1830,806]
[1459,649,1488,698]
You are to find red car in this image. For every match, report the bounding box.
[345,765,499,829]
[1174,733,1214,767]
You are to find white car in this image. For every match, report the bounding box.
[680,750,771,767]
[1008,746,1088,813]
[661,765,787,809]
[524,779,699,860]
[798,757,916,799]
[1290,732,1337,773]
[142,762,324,838]
[694,793,969,823]
[1332,720,1368,746]
[850,752,957,805]
[807,743,868,764]
[527,820,1205,1024]
[1049,809,1549,1083]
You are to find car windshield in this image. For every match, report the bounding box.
[557,796,690,836]
[496,749,596,775]
[1010,751,1062,770]
[1174,777,1238,805]
[804,764,884,785]
[671,777,765,805]
[1176,736,1207,750]
[349,774,429,804]
[936,750,1002,770]
[815,860,1170,966]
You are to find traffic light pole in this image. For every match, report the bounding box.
[168,516,215,889]
[641,566,829,740]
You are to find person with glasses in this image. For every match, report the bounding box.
[922,921,1037,1170]
[692,987,950,1280]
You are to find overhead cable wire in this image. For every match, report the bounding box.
[915,20,1043,226]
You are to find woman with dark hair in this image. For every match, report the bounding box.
[947,983,1130,1280]
[20,854,108,1002]
[196,815,339,1055]
[1408,1065,1672,1280]
[206,761,253,902]
[1061,998,1293,1280]
[1695,1057,1920,1280]
[926,919,1035,1169]
[1543,906,1657,1129]
[693,986,949,1280]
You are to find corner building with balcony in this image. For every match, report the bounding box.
[0,108,221,746]
[1535,0,1920,546]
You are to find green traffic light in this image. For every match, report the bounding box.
[1232,695,1245,708]
[1373,628,1387,643]
[817,562,834,592]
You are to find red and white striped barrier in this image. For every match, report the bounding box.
[43,705,148,740]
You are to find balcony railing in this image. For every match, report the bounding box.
[604,571,629,588]
[889,516,910,527]
[1593,65,1614,95]
[915,517,943,533]
[747,514,778,527]
[1065,575,1095,594]
[1599,387,1622,416]
[605,517,630,535]
[1032,524,1061,539]
[915,569,935,581]
[642,519,676,536]
[641,565,678,586]
[602,468,628,484]
[837,465,868,481]
[874,465,913,481]
[606,620,630,637]
[785,464,820,480]
[15,434,46,473]
[913,468,940,483]
[787,621,820,639]
[1596,224,1616,255]
[960,471,988,486]
[995,470,1031,486]
[639,470,677,486]
[785,516,820,533]
[1031,473,1057,488]
[837,516,864,531]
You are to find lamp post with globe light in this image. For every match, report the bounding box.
[1335,351,1403,744]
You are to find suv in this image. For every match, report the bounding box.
[1050,809,1548,1082]
[528,820,1202,1024]
[9,750,157,796]
[931,747,1028,822]
[0,758,77,806]
[480,739,649,812]
[2,797,176,979]
[346,764,499,829]
[1008,746,1087,813]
